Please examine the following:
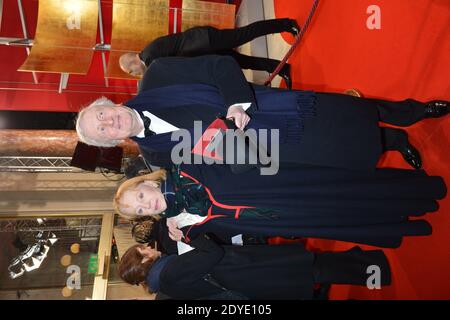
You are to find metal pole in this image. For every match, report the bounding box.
[17,0,38,84]
[173,8,178,33]
[97,0,109,87]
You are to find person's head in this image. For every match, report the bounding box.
[119,52,146,77]
[118,244,161,287]
[76,97,142,147]
[132,217,160,243]
[114,170,168,220]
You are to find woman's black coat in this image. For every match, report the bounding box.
[158,235,315,299]
[177,163,446,248]
[156,235,390,299]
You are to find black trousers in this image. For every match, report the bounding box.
[322,93,426,152]
[370,97,425,151]
[374,98,426,126]
[313,247,391,286]
[208,18,294,73]
[373,97,426,150]
[226,50,287,74]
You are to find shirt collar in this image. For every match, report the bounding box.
[132,109,146,138]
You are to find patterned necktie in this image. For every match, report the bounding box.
[137,111,155,137]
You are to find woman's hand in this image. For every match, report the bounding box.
[226,104,251,130]
[166,217,184,241]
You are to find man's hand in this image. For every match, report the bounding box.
[166,217,184,241]
[226,104,251,130]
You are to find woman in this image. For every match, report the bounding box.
[113,163,446,248]
[118,234,392,300]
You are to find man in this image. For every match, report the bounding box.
[119,18,300,88]
[76,55,448,171]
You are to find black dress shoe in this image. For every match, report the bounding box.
[288,19,300,37]
[424,100,448,118]
[399,142,422,169]
[279,64,292,89]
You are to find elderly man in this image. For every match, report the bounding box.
[77,55,448,170]
[118,18,299,88]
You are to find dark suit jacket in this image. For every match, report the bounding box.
[148,218,178,255]
[127,55,382,171]
[154,235,391,300]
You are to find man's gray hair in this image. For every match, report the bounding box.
[76,96,122,147]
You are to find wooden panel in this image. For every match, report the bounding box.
[107,0,235,80]
[20,46,94,74]
[110,0,169,51]
[19,0,98,74]
[92,212,115,300]
[106,51,138,80]
[0,130,139,157]
[107,0,170,79]
[32,0,98,48]
[181,0,235,31]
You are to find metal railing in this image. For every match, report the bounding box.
[0,156,81,172]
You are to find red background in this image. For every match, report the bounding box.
[275,0,449,299]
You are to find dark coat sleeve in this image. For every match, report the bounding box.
[139,33,182,66]
[149,218,178,255]
[138,55,258,114]
[158,234,225,299]
[138,145,174,167]
[139,41,164,66]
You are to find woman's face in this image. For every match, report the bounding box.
[120,181,167,217]
[137,245,161,263]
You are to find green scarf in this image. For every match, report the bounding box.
[162,166,278,220]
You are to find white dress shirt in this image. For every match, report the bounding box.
[134,103,252,137]
[134,110,180,138]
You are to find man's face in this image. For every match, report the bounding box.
[81,104,139,143]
